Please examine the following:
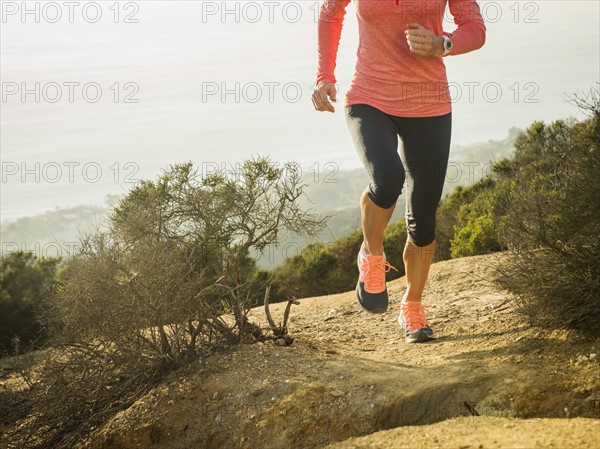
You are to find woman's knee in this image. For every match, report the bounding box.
[367,173,405,209]
[405,213,436,247]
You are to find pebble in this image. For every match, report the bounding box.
[331,390,345,398]
[251,388,265,397]
[590,353,597,361]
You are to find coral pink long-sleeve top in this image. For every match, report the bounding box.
[316,0,486,117]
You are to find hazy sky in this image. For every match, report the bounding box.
[1,1,599,221]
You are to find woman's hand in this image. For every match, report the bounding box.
[405,22,444,57]
[312,81,337,113]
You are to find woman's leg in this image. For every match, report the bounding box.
[394,111,452,341]
[402,236,436,302]
[345,104,405,256]
[345,103,404,313]
[360,188,395,256]
[396,111,452,301]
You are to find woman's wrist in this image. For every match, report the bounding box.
[433,35,445,57]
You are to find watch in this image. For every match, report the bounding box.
[442,35,453,56]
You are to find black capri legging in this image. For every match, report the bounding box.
[345,103,452,247]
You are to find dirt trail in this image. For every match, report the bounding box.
[74,253,599,448]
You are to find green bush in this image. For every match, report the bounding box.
[268,220,407,301]
[0,251,59,355]
[450,188,503,258]
[436,177,495,260]
[382,219,408,273]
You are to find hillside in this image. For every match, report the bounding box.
[54,253,599,449]
[0,129,517,268]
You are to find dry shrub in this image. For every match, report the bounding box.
[0,156,326,448]
[494,87,600,334]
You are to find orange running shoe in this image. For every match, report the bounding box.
[356,243,398,313]
[398,300,436,343]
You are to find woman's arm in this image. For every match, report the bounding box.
[442,0,487,55]
[316,0,351,85]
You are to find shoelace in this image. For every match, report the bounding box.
[400,301,432,332]
[361,257,398,292]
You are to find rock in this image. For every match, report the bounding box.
[589,353,597,361]
[251,388,265,397]
[331,390,345,398]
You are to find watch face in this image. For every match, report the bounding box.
[445,37,452,50]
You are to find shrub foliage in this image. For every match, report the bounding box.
[0,251,58,355]
[494,90,600,334]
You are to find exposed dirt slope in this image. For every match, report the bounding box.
[70,253,600,448]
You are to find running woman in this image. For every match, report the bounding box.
[312,0,486,343]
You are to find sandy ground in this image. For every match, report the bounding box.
[2,253,599,448]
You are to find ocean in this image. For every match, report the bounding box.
[1,0,599,222]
